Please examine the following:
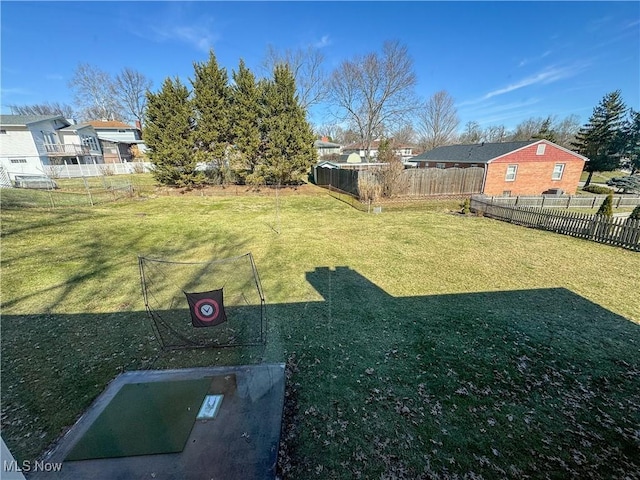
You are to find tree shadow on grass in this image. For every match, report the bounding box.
[2,266,639,478]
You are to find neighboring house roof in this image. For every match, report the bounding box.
[316,161,340,169]
[88,120,136,129]
[344,140,413,151]
[337,153,363,164]
[0,114,67,126]
[314,140,341,148]
[412,141,537,163]
[60,123,94,132]
[97,134,145,144]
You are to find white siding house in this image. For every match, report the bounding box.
[88,120,147,162]
[342,139,414,162]
[0,115,105,181]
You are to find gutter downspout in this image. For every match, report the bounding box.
[481,162,489,194]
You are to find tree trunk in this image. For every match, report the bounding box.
[584,170,594,187]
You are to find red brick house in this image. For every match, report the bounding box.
[410,140,587,195]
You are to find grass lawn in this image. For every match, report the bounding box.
[580,170,629,184]
[1,189,639,478]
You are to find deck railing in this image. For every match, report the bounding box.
[43,143,90,156]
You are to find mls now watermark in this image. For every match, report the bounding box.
[4,460,63,473]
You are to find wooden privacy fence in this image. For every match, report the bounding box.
[471,197,640,251]
[315,166,484,197]
[360,167,484,196]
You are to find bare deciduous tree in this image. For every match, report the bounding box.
[459,121,483,144]
[391,123,418,145]
[69,63,122,121]
[328,40,417,160]
[484,124,509,143]
[9,102,75,118]
[114,67,152,127]
[417,90,459,150]
[553,114,581,148]
[263,44,327,112]
[511,117,546,141]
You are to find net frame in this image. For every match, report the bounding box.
[139,252,266,350]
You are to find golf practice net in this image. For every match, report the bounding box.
[139,253,266,349]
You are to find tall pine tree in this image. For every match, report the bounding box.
[144,77,201,187]
[191,50,231,181]
[572,90,627,186]
[532,116,557,143]
[621,109,640,174]
[229,59,262,184]
[258,64,316,185]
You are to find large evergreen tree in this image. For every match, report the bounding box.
[229,59,263,183]
[257,65,316,184]
[572,90,627,186]
[532,116,557,143]
[144,77,201,187]
[621,109,640,174]
[191,50,231,179]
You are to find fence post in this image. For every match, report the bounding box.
[592,197,597,209]
[83,177,94,206]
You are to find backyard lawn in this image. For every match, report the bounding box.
[1,186,639,478]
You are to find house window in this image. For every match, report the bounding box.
[436,163,446,169]
[42,131,57,144]
[505,164,518,181]
[10,158,27,164]
[552,163,565,180]
[502,190,512,196]
[81,135,99,152]
[536,144,546,155]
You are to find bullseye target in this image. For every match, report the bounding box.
[184,289,227,328]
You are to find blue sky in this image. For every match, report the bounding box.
[1,1,638,132]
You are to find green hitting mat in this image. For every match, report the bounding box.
[65,379,212,461]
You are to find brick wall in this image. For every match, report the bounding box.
[483,142,585,196]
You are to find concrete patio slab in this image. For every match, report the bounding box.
[30,364,285,480]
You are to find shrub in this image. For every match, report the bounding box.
[358,178,382,203]
[596,193,614,217]
[460,198,471,215]
[607,176,640,194]
[98,164,115,176]
[131,162,147,174]
[583,184,613,195]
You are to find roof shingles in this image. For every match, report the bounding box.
[412,141,535,164]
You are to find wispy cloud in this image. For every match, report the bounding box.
[45,73,64,81]
[518,50,552,67]
[457,63,588,109]
[482,64,584,100]
[1,87,31,96]
[459,98,541,116]
[593,20,640,49]
[458,98,542,126]
[314,35,331,48]
[158,25,217,52]
[124,4,219,53]
[586,15,613,33]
